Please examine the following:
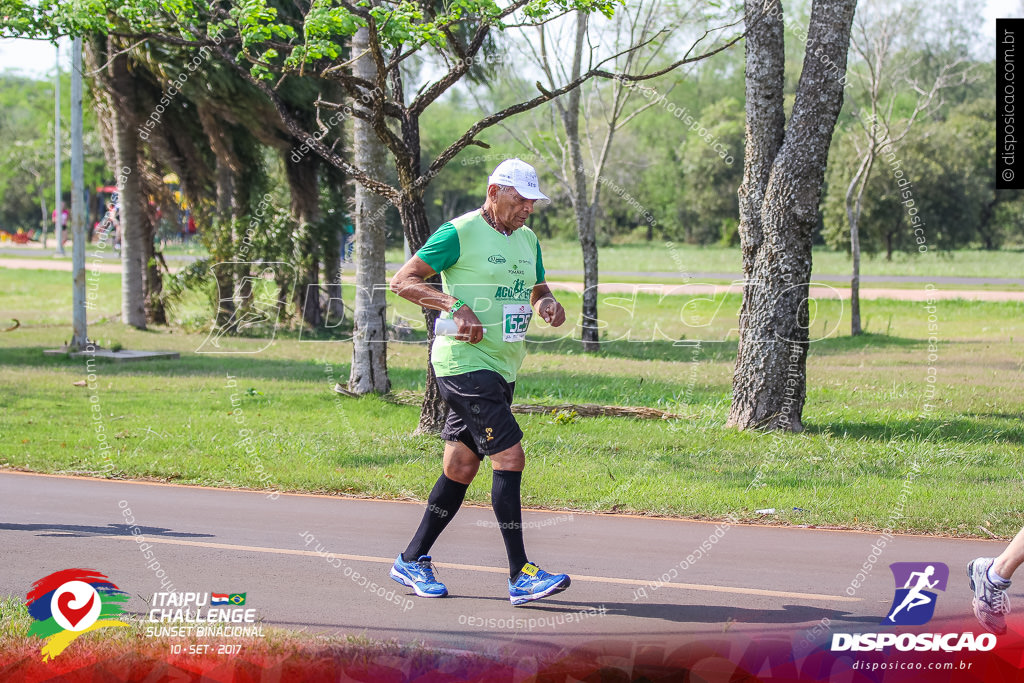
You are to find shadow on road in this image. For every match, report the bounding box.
[0,522,214,539]
[472,597,883,626]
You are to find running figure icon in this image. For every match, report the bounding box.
[888,565,939,622]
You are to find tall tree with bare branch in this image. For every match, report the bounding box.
[842,0,978,335]
[727,0,857,432]
[503,1,719,351]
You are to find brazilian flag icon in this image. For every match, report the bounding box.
[228,593,246,605]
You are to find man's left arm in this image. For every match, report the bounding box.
[531,282,566,327]
[530,240,564,326]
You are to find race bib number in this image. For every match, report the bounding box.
[503,304,532,342]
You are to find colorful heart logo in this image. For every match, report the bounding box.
[49,581,101,632]
[27,569,130,661]
[56,590,95,629]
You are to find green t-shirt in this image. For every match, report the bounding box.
[416,209,546,382]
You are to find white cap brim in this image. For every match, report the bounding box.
[488,177,549,202]
[516,185,549,202]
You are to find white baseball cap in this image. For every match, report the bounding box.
[488,158,549,201]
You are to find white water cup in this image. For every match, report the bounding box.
[434,318,486,336]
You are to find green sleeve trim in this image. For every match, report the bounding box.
[535,240,546,283]
[415,222,460,274]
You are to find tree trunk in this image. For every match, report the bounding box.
[727,0,857,432]
[294,225,322,329]
[237,263,254,309]
[851,225,861,335]
[321,148,347,325]
[39,190,48,240]
[390,72,446,432]
[286,154,322,329]
[322,230,345,321]
[979,196,999,249]
[847,183,862,337]
[578,204,599,350]
[563,13,600,352]
[348,26,391,395]
[109,51,146,330]
[275,270,290,320]
[845,147,873,337]
[212,153,236,329]
[419,350,448,435]
[398,193,447,434]
[142,205,167,325]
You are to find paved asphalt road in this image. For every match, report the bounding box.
[0,471,1011,659]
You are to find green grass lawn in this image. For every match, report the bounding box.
[2,267,1022,538]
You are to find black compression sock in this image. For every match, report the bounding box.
[402,474,469,562]
[491,469,528,578]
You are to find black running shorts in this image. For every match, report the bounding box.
[436,369,523,458]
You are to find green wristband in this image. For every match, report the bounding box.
[450,299,466,314]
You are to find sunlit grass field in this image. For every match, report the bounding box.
[2,267,1022,538]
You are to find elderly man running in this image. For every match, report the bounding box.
[388,158,570,606]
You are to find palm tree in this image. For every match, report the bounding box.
[348,26,391,395]
[86,36,146,329]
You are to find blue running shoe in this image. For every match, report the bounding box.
[508,562,571,606]
[390,554,448,598]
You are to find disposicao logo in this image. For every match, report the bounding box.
[883,562,948,626]
[831,561,996,653]
[26,569,130,661]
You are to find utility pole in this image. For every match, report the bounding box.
[54,41,65,256]
[70,37,87,350]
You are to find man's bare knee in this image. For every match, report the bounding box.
[444,441,481,484]
[445,462,478,483]
[490,443,525,472]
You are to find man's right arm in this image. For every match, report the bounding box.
[390,256,485,343]
[390,256,451,310]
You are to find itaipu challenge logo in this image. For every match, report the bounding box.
[26,569,130,661]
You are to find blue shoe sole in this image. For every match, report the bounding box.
[510,576,571,606]
[390,566,448,598]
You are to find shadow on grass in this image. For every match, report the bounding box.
[4,329,925,376]
[513,369,727,407]
[0,346,427,390]
[526,332,923,362]
[806,417,1024,445]
[3,345,720,408]
[3,333,931,412]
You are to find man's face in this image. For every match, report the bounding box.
[490,186,536,230]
